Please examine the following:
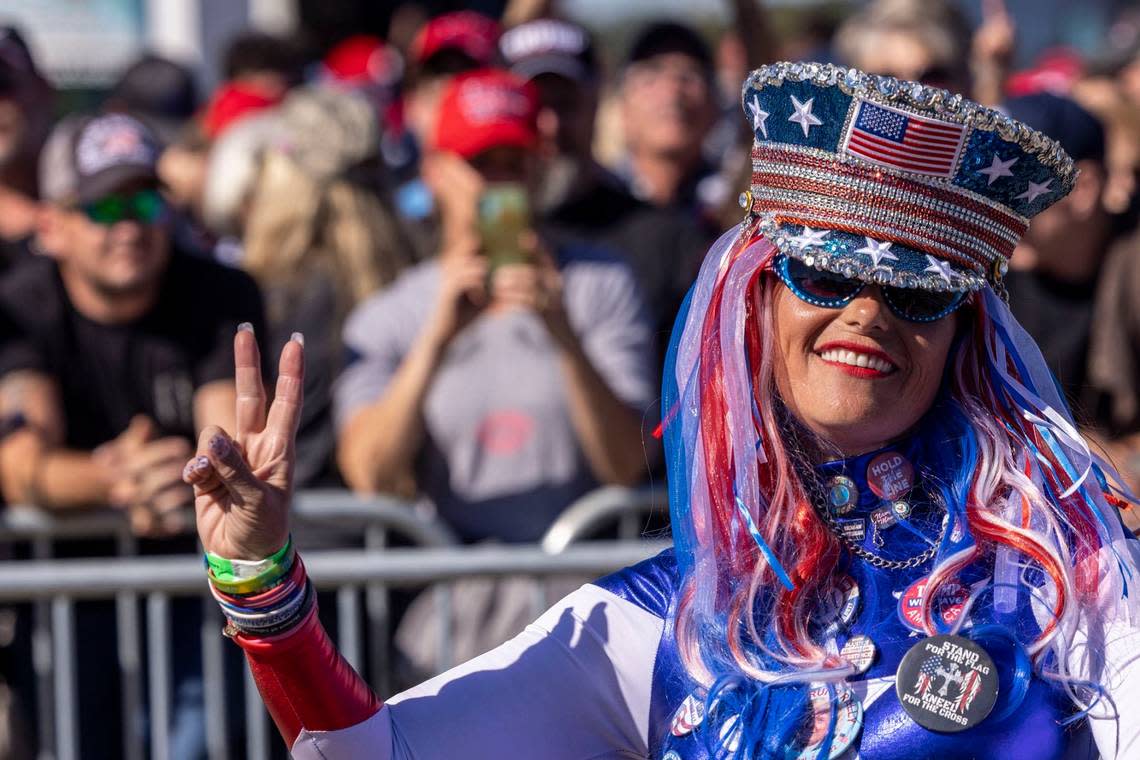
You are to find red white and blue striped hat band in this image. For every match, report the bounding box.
[740,62,1077,293]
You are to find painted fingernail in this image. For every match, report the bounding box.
[290,331,305,347]
[183,456,209,480]
[208,434,231,459]
[237,322,254,334]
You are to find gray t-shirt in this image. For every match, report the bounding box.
[334,245,655,542]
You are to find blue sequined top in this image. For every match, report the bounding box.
[595,441,1098,759]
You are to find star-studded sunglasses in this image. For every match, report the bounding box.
[774,255,968,323]
[81,188,167,226]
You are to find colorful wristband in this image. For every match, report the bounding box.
[231,601,321,648]
[206,539,295,595]
[224,581,316,638]
[206,536,292,581]
[222,581,311,631]
[211,550,315,639]
[212,558,307,609]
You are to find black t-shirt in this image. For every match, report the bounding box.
[541,170,711,361]
[0,234,32,275]
[262,273,342,488]
[0,251,267,449]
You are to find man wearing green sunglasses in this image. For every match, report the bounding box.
[36,114,173,306]
[0,113,267,753]
[0,110,266,526]
[79,186,167,226]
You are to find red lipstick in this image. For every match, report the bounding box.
[814,341,899,379]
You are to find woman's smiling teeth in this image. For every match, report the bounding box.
[819,348,896,374]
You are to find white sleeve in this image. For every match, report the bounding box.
[291,583,665,759]
[1065,539,1140,760]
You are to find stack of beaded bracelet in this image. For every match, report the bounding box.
[205,537,314,638]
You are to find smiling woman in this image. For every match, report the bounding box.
[188,62,1140,760]
[771,269,958,456]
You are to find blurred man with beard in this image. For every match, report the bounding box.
[0,27,53,272]
[0,113,266,757]
[0,113,264,522]
[500,18,708,362]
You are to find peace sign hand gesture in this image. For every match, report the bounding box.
[183,326,305,560]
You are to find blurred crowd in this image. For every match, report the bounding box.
[2,0,1140,756]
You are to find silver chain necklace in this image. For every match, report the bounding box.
[816,503,945,570]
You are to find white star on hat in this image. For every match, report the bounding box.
[789,226,830,249]
[855,237,898,267]
[750,95,770,139]
[978,154,1017,186]
[1015,179,1053,203]
[788,95,823,137]
[924,255,954,284]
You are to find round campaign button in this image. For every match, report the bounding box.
[798,683,864,759]
[897,577,969,633]
[827,475,859,515]
[663,752,682,760]
[891,500,912,519]
[895,634,999,732]
[840,634,877,675]
[670,693,705,737]
[866,451,915,500]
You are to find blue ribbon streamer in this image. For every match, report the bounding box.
[734,490,795,591]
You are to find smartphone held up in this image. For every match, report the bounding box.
[478,182,531,271]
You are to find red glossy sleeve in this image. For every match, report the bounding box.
[232,603,385,748]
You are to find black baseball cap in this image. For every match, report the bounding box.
[499,18,597,84]
[40,113,162,204]
[625,21,712,72]
[0,26,41,95]
[108,54,198,141]
[1003,93,1105,164]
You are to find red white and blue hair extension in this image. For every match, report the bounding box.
[660,221,1138,758]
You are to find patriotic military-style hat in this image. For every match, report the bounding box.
[741,62,1077,292]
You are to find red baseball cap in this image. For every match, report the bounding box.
[322,35,401,87]
[432,69,538,159]
[1005,48,1084,98]
[200,82,283,139]
[411,11,500,67]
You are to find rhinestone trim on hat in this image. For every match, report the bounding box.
[755,212,987,292]
[752,189,1008,277]
[750,143,1029,235]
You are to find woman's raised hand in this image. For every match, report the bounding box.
[183,326,305,560]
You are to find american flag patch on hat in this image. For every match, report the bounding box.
[842,99,966,178]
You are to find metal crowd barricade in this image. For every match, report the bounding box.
[0,505,140,760]
[541,483,667,553]
[0,541,665,760]
[0,487,668,760]
[0,491,456,760]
